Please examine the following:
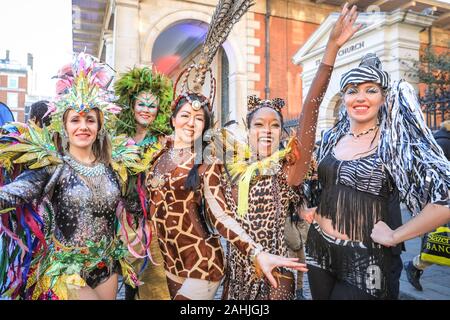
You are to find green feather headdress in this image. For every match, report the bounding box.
[114,67,173,137]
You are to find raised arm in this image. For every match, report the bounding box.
[287,3,361,186]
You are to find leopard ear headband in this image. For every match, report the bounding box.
[247,95,285,115]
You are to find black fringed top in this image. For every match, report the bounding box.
[316,148,403,251]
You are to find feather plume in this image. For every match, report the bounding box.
[194,0,255,88]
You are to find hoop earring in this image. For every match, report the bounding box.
[97,128,106,150]
[97,127,106,140]
[61,130,69,152]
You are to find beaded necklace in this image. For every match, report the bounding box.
[63,154,109,199]
[348,124,379,138]
[63,155,106,177]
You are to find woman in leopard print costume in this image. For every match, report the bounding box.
[221,4,361,300]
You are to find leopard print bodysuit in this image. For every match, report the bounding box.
[219,63,333,300]
[221,164,303,300]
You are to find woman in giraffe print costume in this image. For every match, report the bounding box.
[146,90,307,300]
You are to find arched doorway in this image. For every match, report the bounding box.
[317,93,342,138]
[142,7,249,126]
[150,20,231,127]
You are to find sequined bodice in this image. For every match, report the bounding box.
[52,161,121,247]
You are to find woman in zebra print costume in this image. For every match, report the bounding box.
[303,53,450,300]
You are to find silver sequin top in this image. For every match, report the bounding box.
[0,158,121,247]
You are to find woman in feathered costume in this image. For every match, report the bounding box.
[220,3,360,300]
[0,53,141,300]
[113,67,173,300]
[302,50,449,299]
[114,66,173,145]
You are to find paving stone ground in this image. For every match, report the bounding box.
[118,209,450,300]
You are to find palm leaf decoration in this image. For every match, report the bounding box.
[111,135,143,187]
[135,141,162,173]
[111,135,162,188]
[0,122,62,172]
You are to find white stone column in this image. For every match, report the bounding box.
[113,0,140,73]
[294,10,435,136]
[228,72,247,124]
[103,31,114,68]
[382,10,435,90]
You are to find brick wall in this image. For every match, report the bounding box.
[0,91,6,104]
[252,13,265,98]
[0,73,28,122]
[19,76,27,91]
[252,13,320,122]
[0,75,6,87]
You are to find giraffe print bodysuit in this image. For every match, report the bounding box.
[146,141,261,299]
[221,164,303,300]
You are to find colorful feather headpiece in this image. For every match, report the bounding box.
[48,52,121,135]
[247,95,285,116]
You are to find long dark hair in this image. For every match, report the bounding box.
[29,100,51,128]
[171,93,212,191]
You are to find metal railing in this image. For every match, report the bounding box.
[420,89,450,130]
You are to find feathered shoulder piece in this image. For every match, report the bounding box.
[229,138,295,217]
[111,134,162,190]
[208,122,295,217]
[0,121,62,173]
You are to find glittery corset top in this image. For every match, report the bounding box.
[51,161,121,247]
